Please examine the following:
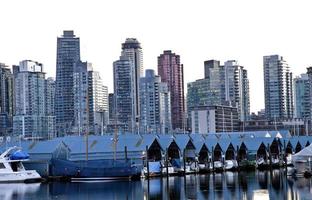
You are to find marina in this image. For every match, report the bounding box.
[0,130,312,179]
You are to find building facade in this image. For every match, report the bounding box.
[158,82,172,134]
[113,56,135,133]
[55,30,80,136]
[263,55,293,120]
[224,60,250,121]
[204,60,226,105]
[294,74,311,119]
[45,77,55,116]
[0,63,13,135]
[187,59,250,131]
[13,60,55,139]
[72,61,90,135]
[88,70,108,135]
[158,50,185,131]
[190,105,239,134]
[108,93,115,124]
[121,38,143,131]
[139,69,171,134]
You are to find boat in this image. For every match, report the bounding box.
[292,144,312,177]
[256,157,269,170]
[286,154,293,167]
[198,163,210,173]
[143,161,162,177]
[51,158,142,181]
[52,115,142,181]
[239,159,255,170]
[213,161,224,172]
[224,160,238,171]
[184,162,197,174]
[0,146,41,183]
[271,157,280,169]
[161,165,175,175]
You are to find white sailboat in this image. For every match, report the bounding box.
[0,146,41,183]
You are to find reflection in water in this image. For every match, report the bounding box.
[225,172,237,199]
[271,169,281,191]
[257,170,268,189]
[214,173,224,200]
[199,174,210,199]
[3,170,312,200]
[0,183,40,200]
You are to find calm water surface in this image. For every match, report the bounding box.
[1,170,312,200]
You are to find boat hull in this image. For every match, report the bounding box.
[51,159,142,179]
[224,160,238,171]
[0,170,41,183]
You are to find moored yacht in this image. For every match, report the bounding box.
[0,146,41,183]
[224,160,238,171]
[213,161,224,172]
[256,157,269,170]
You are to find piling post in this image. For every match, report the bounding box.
[125,146,128,161]
[268,143,272,170]
[183,149,186,175]
[236,145,240,171]
[283,140,287,168]
[146,145,150,179]
[212,146,215,172]
[166,148,169,178]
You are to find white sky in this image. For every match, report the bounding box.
[1,0,312,113]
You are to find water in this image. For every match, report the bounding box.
[1,170,312,200]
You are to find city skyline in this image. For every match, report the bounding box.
[1,0,312,113]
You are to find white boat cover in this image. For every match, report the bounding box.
[292,144,312,161]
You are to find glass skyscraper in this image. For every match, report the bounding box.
[113,56,135,133]
[263,55,293,120]
[139,69,171,134]
[55,30,80,136]
[0,63,13,135]
[294,74,311,119]
[121,38,143,131]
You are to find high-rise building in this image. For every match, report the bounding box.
[13,60,55,138]
[88,70,108,135]
[224,60,250,121]
[0,63,13,135]
[294,74,311,119]
[187,59,250,130]
[159,82,172,134]
[263,55,293,120]
[158,50,185,131]
[187,78,213,109]
[204,60,225,105]
[45,77,55,116]
[108,93,115,124]
[55,30,80,136]
[308,67,312,125]
[72,61,91,135]
[113,56,135,133]
[139,69,171,134]
[121,38,143,131]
